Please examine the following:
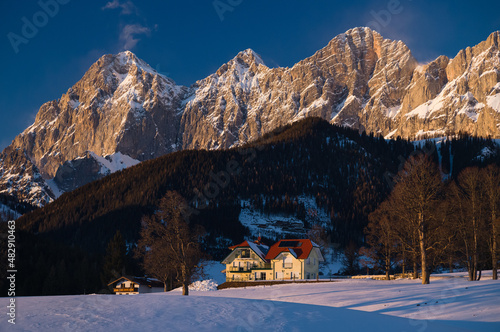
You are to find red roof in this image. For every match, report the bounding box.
[228,237,264,250]
[265,239,316,260]
[228,240,251,250]
[227,239,269,261]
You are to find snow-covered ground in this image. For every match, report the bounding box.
[2,272,499,331]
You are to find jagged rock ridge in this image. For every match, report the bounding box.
[1,27,500,207]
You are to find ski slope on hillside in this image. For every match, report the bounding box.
[2,273,499,331]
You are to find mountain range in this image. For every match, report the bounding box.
[1,27,500,209]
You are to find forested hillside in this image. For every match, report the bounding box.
[5,118,499,295]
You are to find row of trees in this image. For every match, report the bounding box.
[12,119,499,295]
[364,156,500,284]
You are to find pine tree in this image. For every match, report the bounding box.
[101,230,126,286]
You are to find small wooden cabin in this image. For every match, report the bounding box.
[108,276,164,295]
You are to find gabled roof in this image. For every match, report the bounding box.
[108,276,134,286]
[107,276,163,288]
[224,240,269,262]
[265,239,319,260]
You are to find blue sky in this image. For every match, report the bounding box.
[1,0,499,150]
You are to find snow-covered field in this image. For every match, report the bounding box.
[2,271,499,331]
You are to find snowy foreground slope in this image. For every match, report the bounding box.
[2,273,499,332]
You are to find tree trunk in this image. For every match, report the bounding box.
[492,213,498,280]
[473,216,478,281]
[385,256,390,280]
[181,265,189,296]
[413,256,418,279]
[402,250,406,277]
[163,281,167,292]
[467,261,473,281]
[419,214,430,284]
[464,240,474,281]
[477,269,482,281]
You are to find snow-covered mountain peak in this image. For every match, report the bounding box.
[344,26,380,39]
[6,48,187,184]
[2,28,500,209]
[234,48,265,67]
[214,48,266,78]
[112,50,162,78]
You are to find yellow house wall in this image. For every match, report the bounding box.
[224,247,322,281]
[225,248,269,281]
[303,248,321,279]
[271,253,304,280]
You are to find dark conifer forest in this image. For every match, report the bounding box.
[2,118,499,295]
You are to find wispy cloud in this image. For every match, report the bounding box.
[102,0,155,51]
[102,0,137,15]
[120,24,151,50]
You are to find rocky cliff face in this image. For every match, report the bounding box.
[397,31,500,138]
[0,146,53,207]
[180,28,500,147]
[1,27,499,208]
[11,51,186,179]
[180,28,419,149]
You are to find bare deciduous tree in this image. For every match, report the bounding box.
[136,217,175,292]
[390,155,444,284]
[366,201,398,280]
[482,165,500,280]
[136,191,205,295]
[453,167,487,281]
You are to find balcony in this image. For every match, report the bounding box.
[114,287,138,293]
[228,263,271,272]
[229,267,251,272]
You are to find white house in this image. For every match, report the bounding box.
[222,238,324,282]
[108,276,164,294]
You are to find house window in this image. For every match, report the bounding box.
[283,255,293,268]
[241,249,250,258]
